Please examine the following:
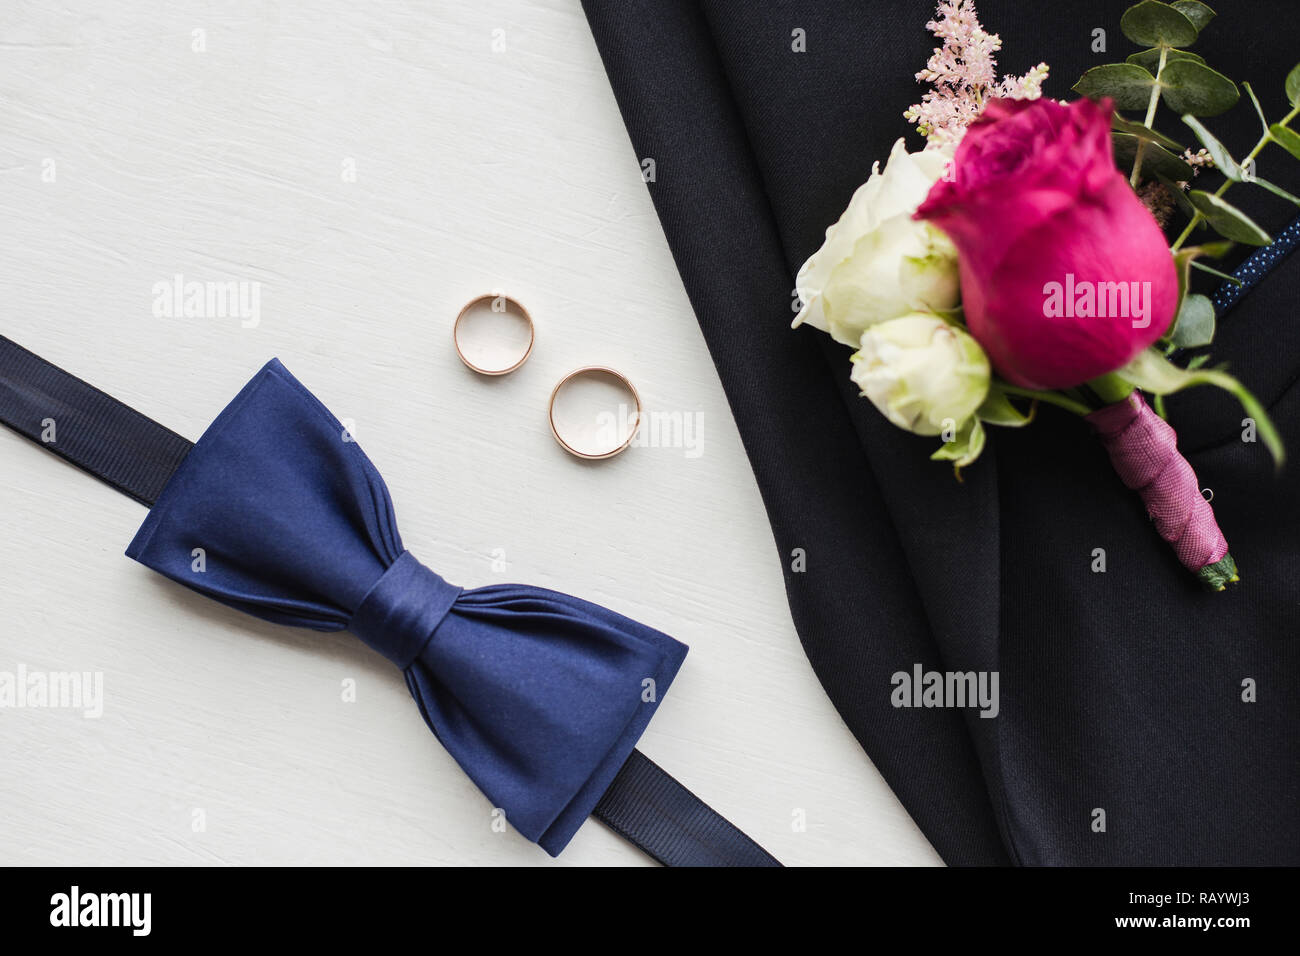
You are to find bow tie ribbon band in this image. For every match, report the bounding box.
[0,338,779,866]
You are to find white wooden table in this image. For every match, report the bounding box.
[0,0,939,866]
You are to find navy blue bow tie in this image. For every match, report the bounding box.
[0,338,779,864]
[122,359,685,855]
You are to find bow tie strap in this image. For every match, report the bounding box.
[0,337,779,865]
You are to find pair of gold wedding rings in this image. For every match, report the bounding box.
[452,294,641,460]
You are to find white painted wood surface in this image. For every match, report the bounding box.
[0,0,939,866]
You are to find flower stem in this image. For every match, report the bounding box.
[1130,47,1168,188]
[1087,372,1136,406]
[1171,100,1300,251]
[1000,385,1094,417]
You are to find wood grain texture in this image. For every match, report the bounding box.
[0,0,940,866]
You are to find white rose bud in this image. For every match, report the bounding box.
[851,313,990,437]
[793,138,959,348]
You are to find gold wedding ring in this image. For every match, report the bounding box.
[453,294,535,375]
[548,366,642,460]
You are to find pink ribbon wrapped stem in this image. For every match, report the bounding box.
[1086,392,1238,591]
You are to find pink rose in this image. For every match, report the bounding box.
[915,97,1177,389]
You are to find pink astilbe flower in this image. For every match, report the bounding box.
[1175,147,1213,190]
[904,1,1049,149]
[1181,147,1215,172]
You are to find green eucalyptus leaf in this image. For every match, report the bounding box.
[976,389,1034,428]
[1126,47,1203,76]
[1286,63,1300,107]
[1120,1,1199,48]
[1181,114,1241,179]
[930,417,986,472]
[1269,123,1300,161]
[1188,190,1272,244]
[1189,240,1235,258]
[1074,63,1157,110]
[1249,175,1300,208]
[1169,292,1216,347]
[1172,249,1193,313]
[1242,82,1270,136]
[1159,59,1239,116]
[1176,241,1234,262]
[1171,247,1195,335]
[1170,0,1216,32]
[1112,113,1186,150]
[1189,259,1243,284]
[1118,348,1284,465]
[1159,175,1196,218]
[1154,172,1198,217]
[1112,133,1194,180]
[1171,242,1235,322]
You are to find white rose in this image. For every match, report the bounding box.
[793,138,959,348]
[850,313,990,437]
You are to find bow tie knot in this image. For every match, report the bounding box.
[350,551,462,669]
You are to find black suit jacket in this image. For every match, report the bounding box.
[584,0,1300,865]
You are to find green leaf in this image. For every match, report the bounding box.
[1074,63,1157,110]
[1154,172,1198,217]
[1112,113,1186,150]
[1112,133,1194,180]
[1181,114,1241,179]
[1170,0,1216,32]
[1118,348,1284,465]
[976,389,1034,428]
[930,417,986,472]
[1249,175,1300,208]
[1159,59,1239,116]
[1168,292,1216,347]
[1120,1,1200,48]
[1269,123,1300,161]
[1287,63,1300,107]
[1170,242,1234,325]
[1172,248,1192,327]
[1187,240,1235,258]
[1189,259,1242,284]
[1188,190,1272,244]
[1126,47,1203,76]
[1170,247,1195,336]
[1119,349,1197,394]
[1242,82,1270,137]
[1177,242,1235,282]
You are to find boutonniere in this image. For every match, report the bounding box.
[794,0,1299,591]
